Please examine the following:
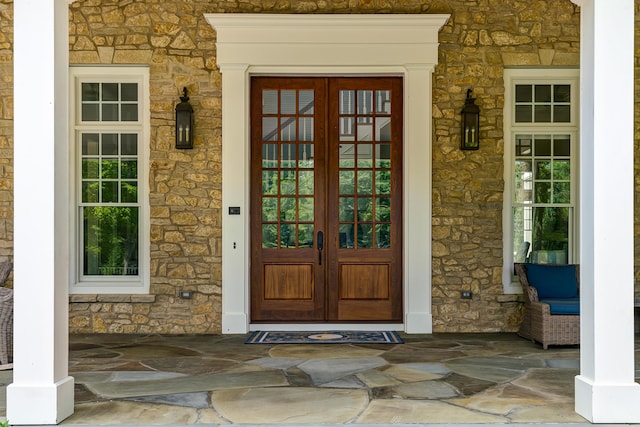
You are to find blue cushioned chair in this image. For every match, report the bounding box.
[515,263,580,349]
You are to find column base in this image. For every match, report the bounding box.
[222,312,249,334]
[575,375,640,423]
[405,312,432,334]
[7,376,74,425]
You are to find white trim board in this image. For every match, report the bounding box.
[205,13,450,334]
[250,324,404,332]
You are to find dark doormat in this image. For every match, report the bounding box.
[246,330,403,344]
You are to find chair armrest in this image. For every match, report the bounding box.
[0,262,12,286]
[515,264,540,302]
[524,284,539,303]
[529,300,551,316]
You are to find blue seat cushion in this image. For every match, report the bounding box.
[540,297,580,315]
[525,264,578,299]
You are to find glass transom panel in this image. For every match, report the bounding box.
[81,82,139,122]
[514,84,571,123]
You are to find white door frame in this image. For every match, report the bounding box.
[206,14,449,333]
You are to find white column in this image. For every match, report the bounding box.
[7,0,74,424]
[573,0,640,422]
[404,64,433,334]
[220,64,250,334]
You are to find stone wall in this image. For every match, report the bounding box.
[431,1,580,331]
[67,0,224,333]
[0,0,635,334]
[0,0,13,278]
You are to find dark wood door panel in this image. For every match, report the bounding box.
[338,300,394,321]
[339,263,390,300]
[263,264,315,300]
[250,77,327,322]
[251,76,402,323]
[326,77,403,322]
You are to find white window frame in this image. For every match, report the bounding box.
[69,66,150,294]
[502,68,580,293]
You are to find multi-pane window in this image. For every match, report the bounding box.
[71,68,149,292]
[81,131,139,276]
[504,70,579,283]
[513,133,572,264]
[81,82,139,122]
[261,88,316,249]
[338,89,392,249]
[514,84,571,123]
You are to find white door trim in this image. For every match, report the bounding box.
[205,13,449,333]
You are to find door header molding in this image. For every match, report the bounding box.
[206,14,450,68]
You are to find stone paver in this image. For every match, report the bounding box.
[546,358,580,369]
[392,380,459,399]
[512,368,578,398]
[2,333,624,424]
[399,362,450,375]
[211,387,369,423]
[269,344,384,359]
[247,357,303,370]
[62,401,228,425]
[140,356,244,375]
[444,355,546,382]
[320,376,367,389]
[356,369,401,388]
[509,401,589,423]
[446,383,553,415]
[356,399,508,423]
[382,364,446,382]
[298,357,387,384]
[85,370,288,399]
[126,391,211,408]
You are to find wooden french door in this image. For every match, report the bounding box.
[250,77,402,322]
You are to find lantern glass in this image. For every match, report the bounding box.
[460,90,480,150]
[175,88,194,149]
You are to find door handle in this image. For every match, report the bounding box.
[317,231,324,265]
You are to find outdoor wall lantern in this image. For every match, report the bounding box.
[175,87,194,149]
[460,88,480,150]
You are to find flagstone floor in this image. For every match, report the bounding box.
[1,333,638,425]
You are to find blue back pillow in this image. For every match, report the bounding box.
[525,264,578,299]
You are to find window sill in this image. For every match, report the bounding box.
[69,294,156,303]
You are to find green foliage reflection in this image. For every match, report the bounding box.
[84,207,138,275]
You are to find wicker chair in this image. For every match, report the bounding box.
[0,261,13,366]
[515,263,580,349]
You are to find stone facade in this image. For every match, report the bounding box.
[431,1,580,332]
[0,1,13,272]
[0,0,636,334]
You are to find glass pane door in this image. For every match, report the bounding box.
[251,78,326,322]
[251,76,402,322]
[260,89,316,249]
[337,89,393,250]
